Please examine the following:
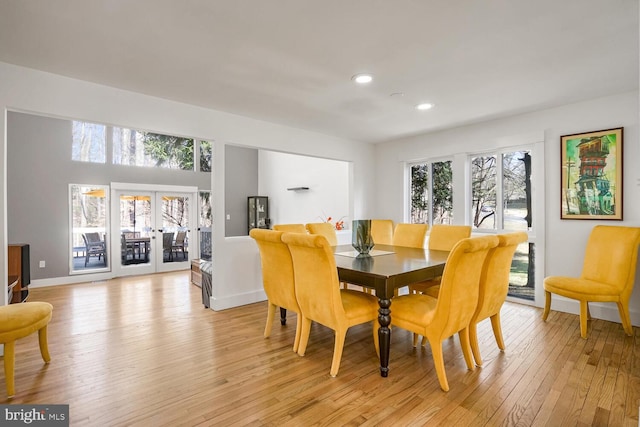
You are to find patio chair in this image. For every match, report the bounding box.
[83,232,106,267]
[163,232,175,261]
[172,231,187,260]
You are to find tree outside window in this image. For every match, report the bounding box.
[410,160,452,225]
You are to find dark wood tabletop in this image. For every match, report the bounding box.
[333,243,449,377]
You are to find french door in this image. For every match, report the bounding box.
[111,183,197,277]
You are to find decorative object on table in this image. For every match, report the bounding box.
[352,219,375,256]
[560,127,623,220]
[318,213,346,230]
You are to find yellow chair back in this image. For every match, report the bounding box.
[282,232,379,377]
[392,223,428,248]
[305,222,338,246]
[430,235,499,339]
[428,225,472,251]
[273,223,307,233]
[474,232,528,322]
[581,225,640,298]
[371,219,394,245]
[249,228,302,351]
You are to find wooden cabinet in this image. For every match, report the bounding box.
[8,244,30,303]
[191,259,203,288]
[248,196,269,233]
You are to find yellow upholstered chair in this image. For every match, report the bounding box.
[282,232,380,377]
[249,229,302,352]
[390,235,498,391]
[392,223,428,248]
[273,223,307,233]
[305,222,338,246]
[0,302,53,397]
[468,232,527,365]
[371,219,394,245]
[409,224,472,296]
[543,225,640,339]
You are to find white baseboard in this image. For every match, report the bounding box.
[209,289,267,311]
[30,272,114,288]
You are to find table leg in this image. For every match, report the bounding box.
[279,307,287,325]
[377,297,391,377]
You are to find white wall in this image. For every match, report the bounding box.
[376,90,640,325]
[259,150,350,227]
[0,61,376,309]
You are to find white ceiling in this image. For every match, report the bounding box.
[0,1,637,143]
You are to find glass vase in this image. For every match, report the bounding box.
[352,219,374,256]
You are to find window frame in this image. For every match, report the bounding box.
[407,156,454,226]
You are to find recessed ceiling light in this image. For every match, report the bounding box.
[352,74,373,84]
[416,103,434,111]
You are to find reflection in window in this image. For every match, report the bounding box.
[112,127,195,170]
[411,160,453,225]
[200,140,212,172]
[72,121,106,163]
[199,191,212,260]
[70,184,109,273]
[470,148,534,301]
[507,241,535,301]
[471,155,497,229]
[503,151,532,231]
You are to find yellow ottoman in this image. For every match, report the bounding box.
[0,302,53,397]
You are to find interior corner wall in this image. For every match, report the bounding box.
[374,90,640,326]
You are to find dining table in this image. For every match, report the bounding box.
[125,237,151,262]
[333,243,449,377]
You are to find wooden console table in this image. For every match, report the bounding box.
[191,259,203,288]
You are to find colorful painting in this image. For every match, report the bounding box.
[560,127,623,220]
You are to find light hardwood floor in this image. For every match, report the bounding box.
[2,272,639,426]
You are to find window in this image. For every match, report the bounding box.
[470,148,534,300]
[112,127,195,170]
[471,150,531,231]
[199,191,212,260]
[70,184,109,273]
[410,160,453,225]
[199,140,212,172]
[72,121,106,163]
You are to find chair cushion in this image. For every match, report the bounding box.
[0,302,53,343]
[543,276,621,302]
[340,290,378,322]
[390,294,438,329]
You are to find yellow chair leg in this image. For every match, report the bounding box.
[330,329,347,377]
[372,321,380,359]
[469,322,482,366]
[297,317,312,357]
[458,328,475,371]
[264,302,276,338]
[428,339,449,392]
[4,341,15,398]
[490,313,505,351]
[412,333,420,347]
[579,301,589,339]
[542,291,551,321]
[38,326,51,363]
[616,301,634,336]
[293,314,302,353]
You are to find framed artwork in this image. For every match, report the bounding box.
[560,127,623,220]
